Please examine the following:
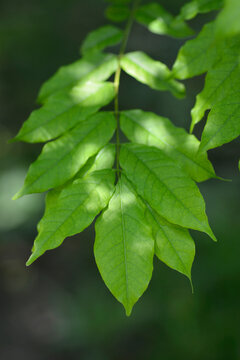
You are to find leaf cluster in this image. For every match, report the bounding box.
[13,0,240,315]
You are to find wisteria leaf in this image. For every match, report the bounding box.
[38,53,118,103]
[120,109,216,182]
[13,81,115,143]
[136,2,193,38]
[94,176,154,316]
[215,0,240,38]
[199,95,240,152]
[27,170,115,266]
[191,40,240,131]
[121,51,185,98]
[120,143,216,241]
[179,0,224,20]
[81,25,123,55]
[13,112,116,198]
[172,22,218,80]
[146,204,195,283]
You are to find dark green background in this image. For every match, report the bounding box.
[0,0,239,359]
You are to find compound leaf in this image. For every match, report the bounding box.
[135,2,193,38]
[121,51,185,98]
[94,176,154,316]
[38,53,118,103]
[146,204,195,283]
[27,169,115,266]
[120,143,216,240]
[14,112,116,198]
[81,25,123,55]
[13,81,115,143]
[120,109,216,182]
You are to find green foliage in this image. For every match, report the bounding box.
[13,0,240,315]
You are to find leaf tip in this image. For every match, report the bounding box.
[12,188,25,200]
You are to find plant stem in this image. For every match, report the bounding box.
[114,0,140,179]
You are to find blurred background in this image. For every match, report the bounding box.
[0,0,239,359]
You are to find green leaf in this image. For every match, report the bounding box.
[172,22,218,79]
[81,25,123,56]
[105,4,130,22]
[94,176,154,316]
[120,143,216,240]
[199,95,240,152]
[27,170,115,266]
[146,204,195,283]
[136,3,193,38]
[38,53,118,103]
[191,39,240,131]
[215,0,240,38]
[78,144,116,178]
[13,81,115,143]
[179,0,223,20]
[13,112,116,198]
[120,109,216,182]
[121,51,186,98]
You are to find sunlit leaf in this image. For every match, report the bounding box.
[13,81,115,143]
[13,112,116,198]
[27,170,115,266]
[120,109,216,182]
[120,143,216,240]
[94,176,154,316]
[172,22,218,79]
[146,204,195,283]
[38,53,118,103]
[215,0,240,38]
[121,51,185,98]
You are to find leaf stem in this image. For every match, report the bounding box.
[114,0,141,179]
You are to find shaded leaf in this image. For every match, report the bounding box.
[81,25,123,55]
[120,109,216,182]
[13,81,115,143]
[199,95,240,152]
[191,39,240,131]
[136,2,193,38]
[120,143,216,240]
[13,112,116,198]
[172,22,218,79]
[121,51,185,98]
[105,4,130,22]
[27,170,115,265]
[94,176,154,316]
[146,204,195,283]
